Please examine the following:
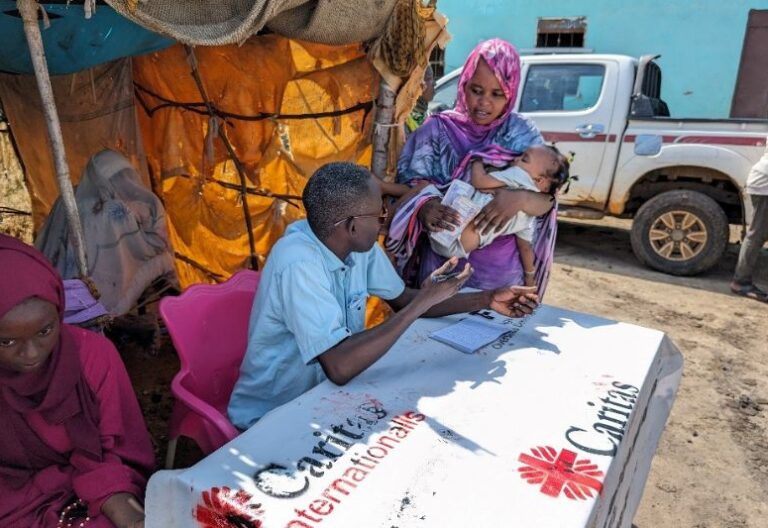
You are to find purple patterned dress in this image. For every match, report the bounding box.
[385,39,558,298]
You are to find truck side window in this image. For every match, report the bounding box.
[520,64,605,112]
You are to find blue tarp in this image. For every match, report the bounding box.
[0,2,173,75]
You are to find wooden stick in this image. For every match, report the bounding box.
[184,45,259,270]
[17,0,89,279]
[371,79,396,179]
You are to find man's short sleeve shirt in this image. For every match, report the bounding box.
[228,220,405,430]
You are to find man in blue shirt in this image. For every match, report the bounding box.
[228,162,538,430]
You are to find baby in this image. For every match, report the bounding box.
[431,144,569,286]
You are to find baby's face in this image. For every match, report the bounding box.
[519,147,559,192]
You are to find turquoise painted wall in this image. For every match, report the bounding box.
[436,1,768,118]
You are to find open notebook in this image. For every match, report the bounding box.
[429,309,532,354]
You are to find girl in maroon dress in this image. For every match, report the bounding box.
[0,234,154,528]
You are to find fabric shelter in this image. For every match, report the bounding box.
[134,38,378,286]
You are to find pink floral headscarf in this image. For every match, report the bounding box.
[390,38,550,295]
[449,38,522,131]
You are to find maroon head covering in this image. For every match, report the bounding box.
[0,234,101,484]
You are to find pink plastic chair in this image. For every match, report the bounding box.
[160,269,261,468]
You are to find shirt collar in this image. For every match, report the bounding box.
[290,220,354,272]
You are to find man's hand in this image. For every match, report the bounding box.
[319,260,472,385]
[488,285,539,317]
[418,198,462,232]
[416,257,473,309]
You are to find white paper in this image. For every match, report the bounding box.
[429,317,511,353]
[430,180,482,247]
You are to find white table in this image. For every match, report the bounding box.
[146,305,682,528]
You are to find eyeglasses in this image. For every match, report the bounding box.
[332,204,389,227]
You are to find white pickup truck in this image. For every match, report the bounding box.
[430,54,768,275]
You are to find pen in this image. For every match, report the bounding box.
[431,270,462,283]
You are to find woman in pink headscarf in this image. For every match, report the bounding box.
[386,39,557,296]
[0,234,154,528]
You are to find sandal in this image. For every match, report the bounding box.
[730,283,768,303]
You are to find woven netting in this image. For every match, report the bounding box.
[104,0,399,46]
[367,0,435,78]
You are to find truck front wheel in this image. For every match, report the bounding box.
[630,190,729,276]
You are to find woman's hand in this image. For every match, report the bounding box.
[101,493,145,528]
[488,285,539,317]
[416,257,473,309]
[473,189,554,236]
[418,198,461,232]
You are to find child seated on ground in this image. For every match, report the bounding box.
[0,234,154,528]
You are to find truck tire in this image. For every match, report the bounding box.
[630,190,729,276]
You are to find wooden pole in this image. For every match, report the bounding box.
[184,46,259,270]
[371,79,396,179]
[17,0,89,278]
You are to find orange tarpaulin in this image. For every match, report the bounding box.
[133,37,379,287]
[0,59,150,230]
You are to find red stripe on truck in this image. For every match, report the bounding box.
[623,134,765,146]
[542,132,618,143]
[673,135,765,146]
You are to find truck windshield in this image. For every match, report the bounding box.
[520,64,605,112]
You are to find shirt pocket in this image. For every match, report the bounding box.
[347,291,368,332]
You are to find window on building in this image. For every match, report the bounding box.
[428,47,446,79]
[520,64,605,113]
[536,17,587,49]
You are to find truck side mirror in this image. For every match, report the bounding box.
[429,102,451,115]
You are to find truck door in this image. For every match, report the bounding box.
[518,60,619,208]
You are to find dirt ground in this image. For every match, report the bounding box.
[121,216,768,527]
[547,218,768,528]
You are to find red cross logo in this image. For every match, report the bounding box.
[195,486,264,528]
[518,446,604,500]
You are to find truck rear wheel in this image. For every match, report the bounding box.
[630,190,729,276]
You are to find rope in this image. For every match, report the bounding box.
[374,122,402,129]
[0,206,32,216]
[173,252,226,282]
[79,276,101,300]
[165,173,302,208]
[133,83,374,122]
